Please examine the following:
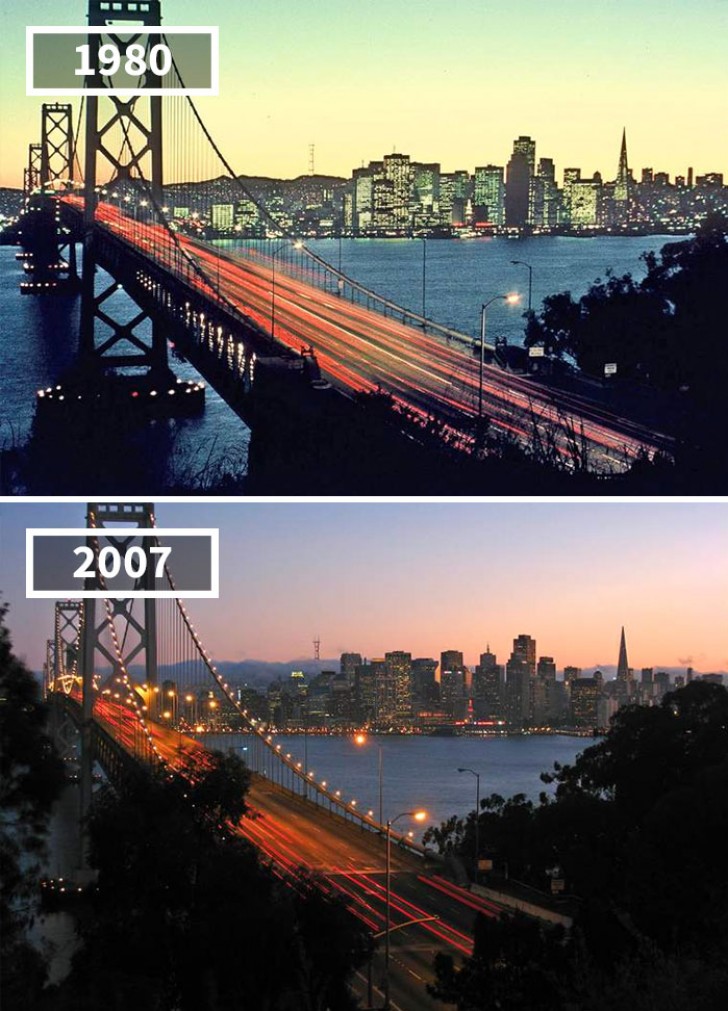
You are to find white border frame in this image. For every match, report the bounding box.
[26,527,220,599]
[26,25,219,96]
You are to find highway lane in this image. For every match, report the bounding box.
[65,198,675,471]
[84,696,494,1008]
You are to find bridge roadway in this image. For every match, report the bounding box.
[92,697,503,1010]
[68,198,675,473]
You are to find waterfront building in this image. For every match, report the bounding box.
[383,153,413,233]
[440,649,467,717]
[571,672,602,728]
[533,158,559,228]
[307,670,335,724]
[505,634,536,726]
[438,171,470,227]
[533,655,557,723]
[354,661,377,724]
[329,673,353,724]
[568,173,603,227]
[411,657,439,711]
[505,151,531,228]
[384,650,414,720]
[473,165,505,226]
[473,648,503,721]
[412,162,441,229]
[371,657,392,723]
[340,652,363,686]
[352,166,374,233]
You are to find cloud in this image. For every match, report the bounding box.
[678,656,693,665]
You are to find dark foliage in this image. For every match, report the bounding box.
[427,682,728,1009]
[44,756,369,1010]
[0,602,65,1010]
[526,214,728,399]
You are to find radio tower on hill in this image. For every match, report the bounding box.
[313,635,321,661]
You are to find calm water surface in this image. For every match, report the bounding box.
[203,732,590,838]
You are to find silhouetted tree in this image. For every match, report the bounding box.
[0,601,65,1010]
[428,683,728,1009]
[428,911,569,1010]
[45,754,369,1010]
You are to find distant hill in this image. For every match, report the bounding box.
[130,658,342,688]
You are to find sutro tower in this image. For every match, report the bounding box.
[313,635,321,661]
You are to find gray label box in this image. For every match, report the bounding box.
[27,529,219,598]
[27,27,218,95]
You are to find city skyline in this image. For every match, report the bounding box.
[1,0,727,188]
[2,501,726,674]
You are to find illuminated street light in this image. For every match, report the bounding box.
[354,732,384,825]
[458,767,481,883]
[478,293,520,424]
[384,810,427,1009]
[511,259,533,314]
[421,236,427,323]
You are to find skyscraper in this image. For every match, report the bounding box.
[505,635,536,726]
[411,657,439,710]
[340,652,362,686]
[383,153,413,233]
[571,676,601,728]
[440,649,467,718]
[616,626,632,702]
[384,650,413,720]
[612,128,631,225]
[614,128,630,201]
[473,648,503,720]
[473,165,505,226]
[505,152,531,228]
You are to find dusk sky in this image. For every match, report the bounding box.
[2,501,726,674]
[1,0,727,187]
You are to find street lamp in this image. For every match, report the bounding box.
[511,260,533,314]
[421,236,427,322]
[384,810,427,1010]
[478,293,520,421]
[353,733,384,825]
[457,767,481,883]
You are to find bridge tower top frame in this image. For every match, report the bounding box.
[24,143,42,199]
[40,103,74,190]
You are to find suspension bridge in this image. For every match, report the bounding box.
[44,501,520,1009]
[12,0,674,482]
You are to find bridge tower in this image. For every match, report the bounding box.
[53,599,84,695]
[19,105,79,294]
[40,103,76,189]
[46,603,84,860]
[78,503,160,820]
[23,143,42,200]
[78,0,172,389]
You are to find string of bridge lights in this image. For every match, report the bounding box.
[155,526,403,837]
[88,510,168,769]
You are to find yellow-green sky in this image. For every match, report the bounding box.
[2,0,727,186]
